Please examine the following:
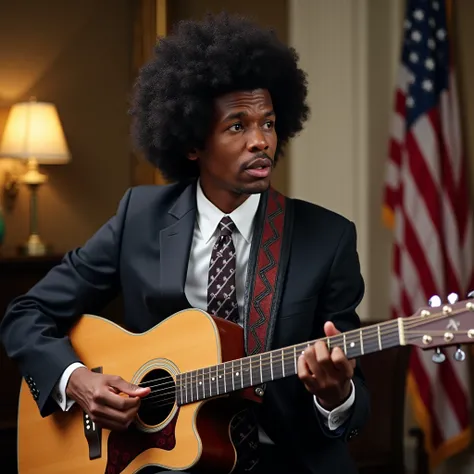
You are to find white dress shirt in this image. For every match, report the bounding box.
[53,181,355,432]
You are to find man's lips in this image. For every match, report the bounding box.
[244,157,273,178]
[245,157,273,170]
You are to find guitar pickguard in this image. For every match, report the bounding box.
[104,409,179,474]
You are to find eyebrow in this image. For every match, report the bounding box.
[222,109,275,122]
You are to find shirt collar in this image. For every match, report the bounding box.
[196,180,260,244]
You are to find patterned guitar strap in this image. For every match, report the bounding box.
[229,187,294,473]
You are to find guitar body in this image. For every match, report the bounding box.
[17,309,251,474]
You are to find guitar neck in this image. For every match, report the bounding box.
[176,318,405,405]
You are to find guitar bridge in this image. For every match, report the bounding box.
[83,367,102,460]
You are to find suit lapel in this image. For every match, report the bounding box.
[159,181,197,314]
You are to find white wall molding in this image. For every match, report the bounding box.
[288,0,370,319]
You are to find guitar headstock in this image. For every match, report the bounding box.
[405,292,474,362]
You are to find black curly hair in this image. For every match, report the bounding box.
[130,11,310,182]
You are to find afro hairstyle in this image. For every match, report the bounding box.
[130,11,310,182]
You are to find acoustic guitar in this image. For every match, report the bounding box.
[17,296,474,473]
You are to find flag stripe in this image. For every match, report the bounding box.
[383,0,472,467]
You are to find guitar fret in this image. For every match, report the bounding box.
[360,330,364,355]
[294,346,297,373]
[244,358,251,388]
[270,352,274,380]
[235,361,242,388]
[377,325,382,350]
[259,355,263,384]
[219,364,224,394]
[238,360,242,388]
[203,368,207,399]
[223,363,228,394]
[283,348,294,377]
[228,361,234,394]
[347,338,357,359]
[327,337,331,351]
[183,372,186,404]
[281,349,285,377]
[343,333,347,354]
[186,372,190,403]
[232,361,235,391]
[251,355,260,386]
[176,374,180,405]
[208,367,212,397]
[212,366,217,395]
[199,368,204,400]
[183,374,187,404]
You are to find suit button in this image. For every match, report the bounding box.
[348,428,358,440]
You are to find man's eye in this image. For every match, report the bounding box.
[264,121,274,129]
[229,123,243,132]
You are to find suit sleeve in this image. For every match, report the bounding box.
[0,188,132,417]
[313,220,370,441]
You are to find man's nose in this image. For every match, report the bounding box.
[247,128,269,152]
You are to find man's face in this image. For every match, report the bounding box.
[191,88,277,199]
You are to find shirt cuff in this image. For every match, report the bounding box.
[314,379,356,430]
[52,362,86,411]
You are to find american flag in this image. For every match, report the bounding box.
[383,0,474,468]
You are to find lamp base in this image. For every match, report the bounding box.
[18,234,50,257]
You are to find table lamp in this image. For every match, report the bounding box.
[0,97,71,256]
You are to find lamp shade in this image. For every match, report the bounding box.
[0,98,71,164]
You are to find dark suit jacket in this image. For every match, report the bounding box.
[0,180,370,474]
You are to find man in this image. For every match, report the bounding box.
[0,12,369,474]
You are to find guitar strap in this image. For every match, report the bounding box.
[243,186,294,357]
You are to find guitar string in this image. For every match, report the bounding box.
[139,326,402,396]
[136,314,428,391]
[140,323,472,409]
[137,308,473,402]
[140,326,471,410]
[140,335,407,409]
[137,306,472,398]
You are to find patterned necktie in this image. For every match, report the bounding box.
[207,216,260,472]
[207,216,239,322]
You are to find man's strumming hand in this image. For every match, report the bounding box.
[297,322,355,410]
[66,367,150,431]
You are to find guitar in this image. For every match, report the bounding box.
[17,296,474,474]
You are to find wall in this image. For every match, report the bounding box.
[456,0,474,200]
[0,0,133,254]
[167,0,289,195]
[288,0,387,322]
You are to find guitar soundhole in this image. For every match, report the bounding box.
[138,368,176,427]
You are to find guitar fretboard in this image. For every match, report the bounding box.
[175,318,403,405]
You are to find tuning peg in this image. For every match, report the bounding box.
[447,292,459,304]
[468,290,474,299]
[429,295,442,307]
[432,348,446,363]
[454,346,466,362]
